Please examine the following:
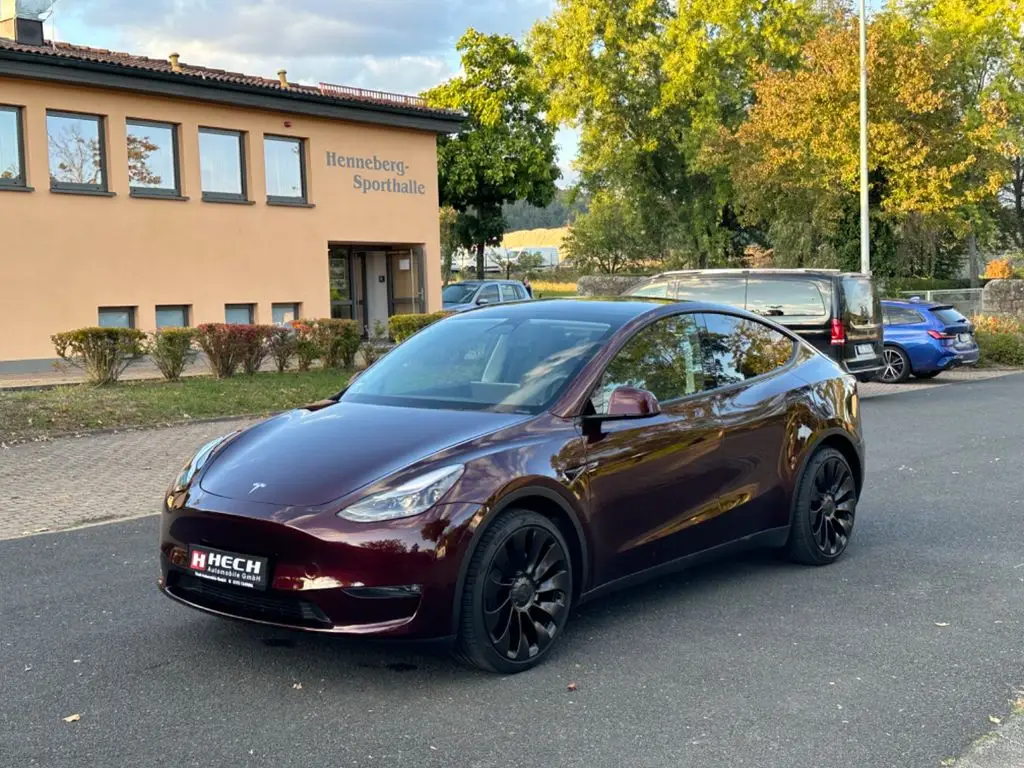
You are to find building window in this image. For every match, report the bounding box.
[199,128,247,202]
[126,120,180,196]
[155,305,190,328]
[272,303,300,325]
[225,304,254,324]
[47,111,108,192]
[98,307,135,328]
[0,105,26,188]
[264,136,306,204]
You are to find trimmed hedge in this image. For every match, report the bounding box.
[52,327,148,385]
[195,323,273,379]
[268,326,298,373]
[302,318,361,368]
[388,311,451,343]
[150,328,198,381]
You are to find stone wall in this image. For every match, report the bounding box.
[982,279,1024,316]
[576,275,648,297]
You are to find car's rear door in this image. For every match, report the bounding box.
[695,311,801,539]
[745,276,832,356]
[580,312,727,585]
[839,275,884,374]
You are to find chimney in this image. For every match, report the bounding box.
[277,69,289,89]
[0,0,49,46]
[168,52,181,72]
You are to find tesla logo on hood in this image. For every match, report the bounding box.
[249,482,267,495]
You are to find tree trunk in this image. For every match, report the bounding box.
[475,242,485,280]
[1013,157,1024,249]
[967,230,980,288]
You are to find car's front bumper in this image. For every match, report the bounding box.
[158,488,484,639]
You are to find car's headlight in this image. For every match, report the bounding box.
[172,433,236,492]
[338,464,465,522]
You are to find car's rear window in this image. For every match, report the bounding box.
[931,307,967,326]
[673,276,747,307]
[841,277,880,327]
[746,278,827,319]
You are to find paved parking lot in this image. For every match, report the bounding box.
[1,371,1022,768]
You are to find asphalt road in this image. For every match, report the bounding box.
[3,374,1023,768]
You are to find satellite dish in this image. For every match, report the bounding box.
[14,0,58,18]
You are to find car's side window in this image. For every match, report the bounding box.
[500,284,519,302]
[478,284,500,304]
[675,276,747,308]
[746,278,827,319]
[886,308,924,325]
[630,279,675,298]
[591,314,706,413]
[699,313,795,388]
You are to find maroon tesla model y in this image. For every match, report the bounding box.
[159,298,863,673]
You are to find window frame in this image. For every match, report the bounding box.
[0,104,28,189]
[199,127,248,203]
[97,306,136,329]
[126,118,182,198]
[155,304,191,328]
[697,311,798,394]
[264,134,308,205]
[47,109,109,194]
[271,302,301,325]
[224,303,255,324]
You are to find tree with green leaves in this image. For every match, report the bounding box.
[424,29,561,280]
[530,0,820,268]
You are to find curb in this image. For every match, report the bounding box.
[951,705,1024,768]
[1,413,264,448]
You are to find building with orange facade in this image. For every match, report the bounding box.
[0,4,461,365]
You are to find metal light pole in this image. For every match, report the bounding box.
[858,0,870,275]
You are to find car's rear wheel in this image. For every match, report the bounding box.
[913,370,942,379]
[879,345,911,383]
[785,447,857,565]
[455,509,572,673]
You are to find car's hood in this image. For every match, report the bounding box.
[199,401,530,506]
[442,302,474,312]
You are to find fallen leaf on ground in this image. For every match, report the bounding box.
[567,682,577,692]
[934,622,950,627]
[62,714,80,723]
[989,715,1002,725]
[292,683,302,690]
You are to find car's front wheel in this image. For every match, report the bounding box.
[455,509,573,673]
[879,345,911,383]
[785,447,858,565]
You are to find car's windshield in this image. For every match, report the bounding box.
[442,284,479,304]
[342,314,614,413]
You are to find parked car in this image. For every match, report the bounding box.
[442,280,531,312]
[159,298,863,673]
[877,298,979,383]
[623,269,884,381]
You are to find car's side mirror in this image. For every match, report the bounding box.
[607,386,661,418]
[476,297,490,305]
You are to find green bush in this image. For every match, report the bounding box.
[150,328,197,381]
[268,326,298,373]
[307,318,361,368]
[195,324,249,378]
[976,328,1024,367]
[51,327,148,385]
[388,311,451,343]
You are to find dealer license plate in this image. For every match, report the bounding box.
[856,343,873,356]
[187,545,269,591]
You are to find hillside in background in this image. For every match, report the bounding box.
[503,189,588,230]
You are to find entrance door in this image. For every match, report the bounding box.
[387,249,424,316]
[328,246,368,330]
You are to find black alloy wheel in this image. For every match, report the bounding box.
[456,510,572,673]
[785,447,857,565]
[879,345,911,383]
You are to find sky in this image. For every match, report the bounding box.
[43,0,580,184]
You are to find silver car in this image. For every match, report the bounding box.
[442,280,532,312]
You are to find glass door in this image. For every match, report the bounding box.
[328,246,353,320]
[387,248,424,316]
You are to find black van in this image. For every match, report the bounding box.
[624,269,884,380]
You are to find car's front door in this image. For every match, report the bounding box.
[580,313,729,585]
[696,311,800,539]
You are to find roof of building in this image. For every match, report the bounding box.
[0,37,464,132]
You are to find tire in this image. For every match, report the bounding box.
[879,345,911,383]
[454,509,573,674]
[785,447,858,566]
[913,370,942,379]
